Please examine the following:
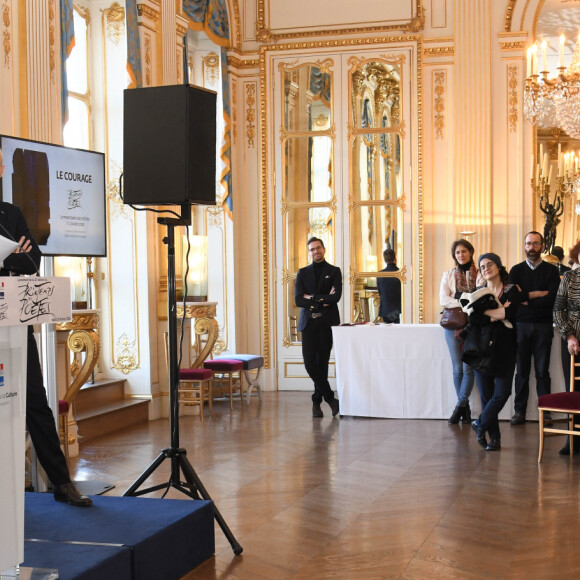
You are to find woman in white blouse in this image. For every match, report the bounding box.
[440,239,482,424]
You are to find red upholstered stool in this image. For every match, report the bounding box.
[537,392,580,461]
[58,400,70,463]
[179,367,214,421]
[203,359,244,410]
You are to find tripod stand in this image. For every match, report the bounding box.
[123,206,242,555]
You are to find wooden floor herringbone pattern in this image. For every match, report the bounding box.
[69,392,580,579]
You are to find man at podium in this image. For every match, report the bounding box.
[0,148,91,507]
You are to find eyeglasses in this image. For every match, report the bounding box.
[525,241,542,247]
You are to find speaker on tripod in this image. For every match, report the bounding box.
[122,85,242,555]
[123,84,217,206]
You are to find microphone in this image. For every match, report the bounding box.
[0,220,41,276]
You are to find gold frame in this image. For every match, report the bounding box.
[260,35,424,368]
[347,55,407,322]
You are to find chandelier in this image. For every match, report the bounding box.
[524,35,580,138]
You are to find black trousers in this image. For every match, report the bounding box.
[26,327,71,486]
[301,317,335,404]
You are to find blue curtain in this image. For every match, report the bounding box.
[183,0,229,46]
[182,1,231,213]
[126,0,142,87]
[60,0,75,124]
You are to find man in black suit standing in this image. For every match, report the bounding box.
[295,237,342,418]
[0,148,91,506]
[377,248,401,323]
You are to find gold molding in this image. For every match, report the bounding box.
[56,311,100,332]
[499,41,526,50]
[176,302,217,318]
[256,0,425,42]
[260,35,425,366]
[228,56,260,69]
[504,0,517,32]
[203,51,219,88]
[144,34,151,86]
[137,3,158,21]
[112,332,139,374]
[49,0,56,82]
[2,1,10,68]
[423,46,454,57]
[232,77,237,141]
[434,70,445,139]
[507,64,518,132]
[103,2,125,46]
[245,82,256,148]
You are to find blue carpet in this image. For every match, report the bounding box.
[23,542,131,580]
[23,492,215,580]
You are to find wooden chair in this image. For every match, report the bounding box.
[203,358,244,410]
[164,332,214,421]
[177,367,214,422]
[215,354,264,404]
[538,354,580,461]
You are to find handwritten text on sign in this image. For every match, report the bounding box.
[0,277,71,327]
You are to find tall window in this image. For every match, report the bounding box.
[63,7,90,149]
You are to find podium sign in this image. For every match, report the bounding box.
[0,277,72,327]
[0,277,71,572]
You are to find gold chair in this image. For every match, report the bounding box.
[164,332,214,421]
[538,354,580,461]
[203,358,244,410]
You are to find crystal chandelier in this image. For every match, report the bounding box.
[524,35,580,138]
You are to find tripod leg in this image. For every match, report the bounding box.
[123,450,168,496]
[177,453,243,555]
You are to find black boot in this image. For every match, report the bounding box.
[448,406,463,424]
[461,403,472,424]
[486,437,501,451]
[471,420,487,449]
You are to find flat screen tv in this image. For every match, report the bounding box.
[0,135,106,257]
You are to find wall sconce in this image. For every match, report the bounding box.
[54,256,87,309]
[182,234,208,302]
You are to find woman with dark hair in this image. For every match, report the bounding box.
[466,253,523,451]
[553,239,580,455]
[440,239,482,424]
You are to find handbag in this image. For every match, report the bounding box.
[440,307,468,330]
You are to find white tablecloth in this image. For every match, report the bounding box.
[332,324,565,420]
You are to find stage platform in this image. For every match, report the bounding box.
[21,493,215,580]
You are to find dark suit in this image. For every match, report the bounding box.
[376,263,401,323]
[0,201,71,486]
[295,260,342,404]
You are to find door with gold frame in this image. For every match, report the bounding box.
[269,43,418,391]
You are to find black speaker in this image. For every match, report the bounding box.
[123,84,217,205]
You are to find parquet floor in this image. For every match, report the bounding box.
[69,392,580,579]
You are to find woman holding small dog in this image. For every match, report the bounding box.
[462,253,523,451]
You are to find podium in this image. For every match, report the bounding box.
[0,277,71,573]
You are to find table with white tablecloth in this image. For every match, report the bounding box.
[332,324,565,420]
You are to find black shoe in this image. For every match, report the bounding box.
[559,439,580,455]
[448,406,463,424]
[312,403,323,418]
[53,482,92,507]
[486,437,501,451]
[471,420,487,449]
[510,412,525,425]
[462,404,472,424]
[329,399,340,417]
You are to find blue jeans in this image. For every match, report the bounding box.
[444,328,474,406]
[514,322,553,415]
[474,370,513,439]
